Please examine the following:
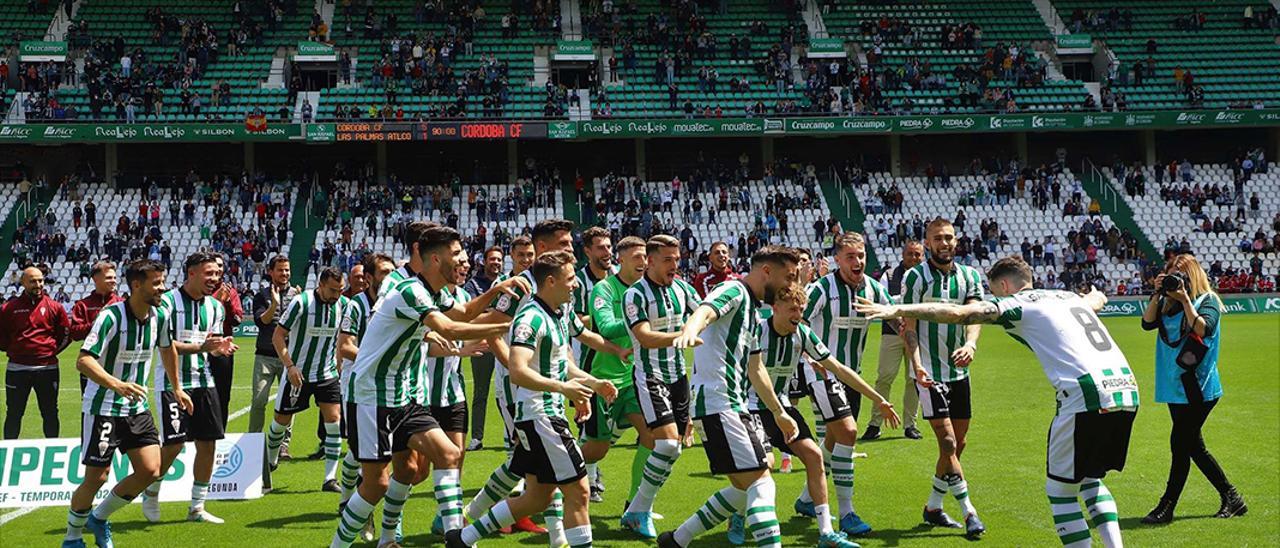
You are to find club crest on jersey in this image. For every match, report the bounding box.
[496,294,511,310]
[514,324,534,341]
[594,296,608,310]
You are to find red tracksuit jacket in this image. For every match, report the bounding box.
[0,292,70,367]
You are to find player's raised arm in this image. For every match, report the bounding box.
[1081,285,1108,312]
[445,275,530,321]
[855,296,1001,325]
[673,304,714,348]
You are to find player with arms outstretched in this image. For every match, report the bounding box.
[857,256,1137,548]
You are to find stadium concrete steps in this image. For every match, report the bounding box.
[1078,167,1161,263]
[0,180,61,277]
[560,178,582,227]
[819,177,879,272]
[287,180,322,287]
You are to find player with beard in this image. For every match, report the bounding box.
[619,235,702,539]
[330,227,511,548]
[901,218,987,539]
[578,237,649,517]
[856,256,1137,548]
[657,246,801,548]
[143,252,238,524]
[64,260,170,548]
[792,233,894,537]
[573,227,617,499]
[266,267,350,492]
[692,241,742,298]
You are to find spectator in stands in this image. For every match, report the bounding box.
[0,266,70,439]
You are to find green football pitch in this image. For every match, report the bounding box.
[2,315,1277,547]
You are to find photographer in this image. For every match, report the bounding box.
[1139,254,1247,524]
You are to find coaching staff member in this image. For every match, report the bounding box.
[0,266,71,439]
[69,261,124,392]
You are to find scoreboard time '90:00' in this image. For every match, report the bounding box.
[334,122,548,141]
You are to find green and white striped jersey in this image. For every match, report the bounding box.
[993,289,1140,414]
[691,280,764,416]
[82,301,171,416]
[280,291,349,383]
[347,274,440,407]
[804,273,892,377]
[425,285,471,407]
[901,262,985,382]
[749,320,830,411]
[490,270,536,407]
[510,296,585,421]
[157,287,225,391]
[340,292,375,368]
[573,265,615,369]
[624,276,701,384]
[406,282,457,405]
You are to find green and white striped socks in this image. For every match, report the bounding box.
[65,508,90,540]
[93,491,133,520]
[1046,479,1090,547]
[1082,478,1121,548]
[322,421,342,480]
[674,486,747,546]
[267,420,288,466]
[338,452,360,503]
[466,459,521,521]
[332,492,375,548]
[544,490,565,544]
[380,478,412,543]
[461,499,516,545]
[946,473,977,516]
[191,481,209,512]
[832,443,856,516]
[434,469,464,531]
[627,439,682,513]
[927,475,948,510]
[744,477,782,547]
[565,524,593,548]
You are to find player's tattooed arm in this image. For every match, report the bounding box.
[854,296,999,325]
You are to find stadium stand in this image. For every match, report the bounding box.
[321,0,562,120]
[820,0,1092,113]
[20,0,309,122]
[846,159,1150,293]
[586,0,812,117]
[1054,0,1280,110]
[1098,151,1280,293]
[0,1,56,46]
[2,174,297,306]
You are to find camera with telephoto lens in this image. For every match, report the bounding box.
[1160,271,1190,294]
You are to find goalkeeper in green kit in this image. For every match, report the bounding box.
[577,236,654,514]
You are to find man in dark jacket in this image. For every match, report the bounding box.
[0,267,71,438]
[69,261,123,392]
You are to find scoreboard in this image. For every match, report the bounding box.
[334,121,548,141]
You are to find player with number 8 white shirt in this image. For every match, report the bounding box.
[856,255,1139,548]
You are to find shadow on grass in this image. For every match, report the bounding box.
[246,511,337,529]
[1118,513,1220,529]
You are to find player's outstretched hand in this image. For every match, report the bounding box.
[560,379,594,404]
[774,410,799,443]
[459,340,490,357]
[853,296,899,320]
[951,344,975,367]
[913,367,935,388]
[592,379,618,404]
[673,330,703,349]
[113,381,148,402]
[425,331,451,349]
[879,400,902,429]
[498,275,531,297]
[203,336,237,356]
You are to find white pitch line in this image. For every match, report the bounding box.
[0,394,274,526]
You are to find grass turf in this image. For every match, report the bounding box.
[1,315,1277,547]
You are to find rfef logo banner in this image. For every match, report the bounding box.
[0,434,263,508]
